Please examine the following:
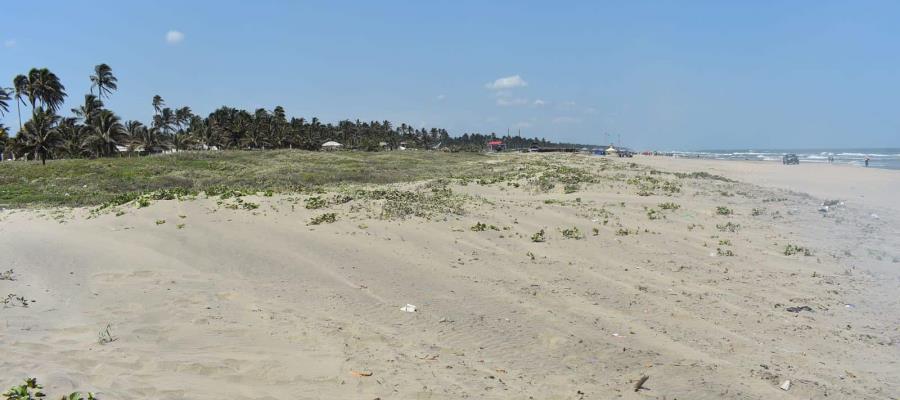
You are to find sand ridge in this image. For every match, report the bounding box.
[1,154,898,399]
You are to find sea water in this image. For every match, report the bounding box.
[669,148,900,170]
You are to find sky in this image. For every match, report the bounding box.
[2,0,899,150]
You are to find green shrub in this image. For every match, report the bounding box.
[3,378,97,400]
[531,229,546,242]
[784,244,812,256]
[309,213,337,225]
[470,222,487,232]
[716,222,740,232]
[305,196,327,209]
[561,227,584,239]
[658,202,680,210]
[715,206,733,216]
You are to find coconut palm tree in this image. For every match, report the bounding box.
[84,109,125,157]
[22,68,67,113]
[13,75,29,129]
[56,117,89,158]
[175,106,192,131]
[18,107,61,164]
[89,63,118,99]
[152,95,165,115]
[0,87,10,116]
[71,94,104,123]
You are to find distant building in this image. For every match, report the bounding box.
[487,140,504,152]
[321,141,343,151]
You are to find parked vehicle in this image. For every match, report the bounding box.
[782,154,799,165]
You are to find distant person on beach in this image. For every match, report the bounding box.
[865,157,870,167]
[828,155,834,163]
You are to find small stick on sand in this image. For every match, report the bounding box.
[634,375,650,392]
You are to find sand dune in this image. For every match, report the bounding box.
[1,154,898,399]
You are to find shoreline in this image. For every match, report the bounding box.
[630,155,900,213]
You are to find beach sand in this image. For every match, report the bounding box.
[1,154,898,399]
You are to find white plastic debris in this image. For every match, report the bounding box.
[780,380,791,391]
[871,213,880,220]
[400,304,417,313]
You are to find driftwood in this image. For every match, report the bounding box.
[634,375,650,392]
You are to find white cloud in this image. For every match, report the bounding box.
[485,75,527,90]
[533,99,547,106]
[552,116,582,124]
[496,97,528,107]
[3,39,16,48]
[435,94,446,101]
[165,30,185,45]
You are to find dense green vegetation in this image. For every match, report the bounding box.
[0,149,503,207]
[0,64,593,162]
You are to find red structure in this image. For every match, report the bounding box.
[487,140,504,151]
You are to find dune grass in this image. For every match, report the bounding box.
[0,150,502,207]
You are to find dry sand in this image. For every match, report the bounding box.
[1,154,898,399]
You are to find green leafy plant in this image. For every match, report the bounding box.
[560,226,584,239]
[716,248,735,257]
[751,208,765,216]
[784,244,812,256]
[658,202,680,210]
[305,196,327,209]
[531,229,546,242]
[470,222,487,232]
[3,378,97,400]
[155,219,166,225]
[309,213,337,225]
[716,222,740,232]
[715,206,733,216]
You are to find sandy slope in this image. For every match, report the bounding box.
[1,154,898,399]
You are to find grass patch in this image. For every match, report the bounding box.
[715,206,733,216]
[0,150,501,207]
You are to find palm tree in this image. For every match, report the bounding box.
[175,106,192,131]
[89,64,118,99]
[18,107,61,164]
[56,117,88,158]
[13,75,29,129]
[152,95,164,115]
[72,94,104,123]
[84,109,125,157]
[23,68,67,113]
[0,87,10,116]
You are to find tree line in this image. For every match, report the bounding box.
[0,64,593,164]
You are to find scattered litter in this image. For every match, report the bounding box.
[786,305,813,313]
[780,380,791,391]
[612,333,620,337]
[634,375,649,392]
[845,304,855,309]
[400,304,417,313]
[351,370,373,377]
[817,206,829,213]
[870,213,879,220]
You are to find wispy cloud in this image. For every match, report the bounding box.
[3,39,16,48]
[165,30,185,45]
[532,99,547,106]
[485,75,527,90]
[496,97,528,107]
[435,94,446,101]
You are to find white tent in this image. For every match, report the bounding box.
[321,141,343,150]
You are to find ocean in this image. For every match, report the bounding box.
[669,148,900,170]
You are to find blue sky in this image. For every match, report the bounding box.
[2,1,899,149]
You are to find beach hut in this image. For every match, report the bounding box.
[321,141,343,151]
[487,140,504,152]
[605,145,618,157]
